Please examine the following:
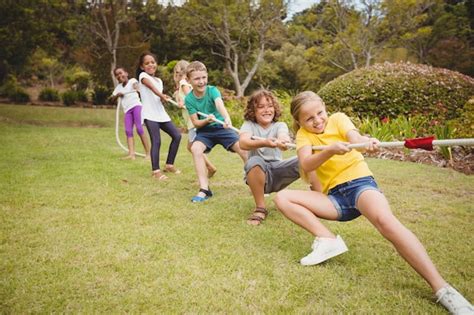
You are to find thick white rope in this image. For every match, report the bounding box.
[115,96,146,157]
[196,111,474,151]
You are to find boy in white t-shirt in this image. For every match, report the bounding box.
[111,67,150,160]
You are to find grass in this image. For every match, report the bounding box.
[0,104,473,313]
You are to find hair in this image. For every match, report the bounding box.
[244,89,282,123]
[135,51,157,79]
[113,66,126,76]
[290,91,325,133]
[174,60,190,85]
[186,61,207,79]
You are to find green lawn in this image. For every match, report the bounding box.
[0,104,472,313]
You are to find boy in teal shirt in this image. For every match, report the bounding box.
[185,61,247,202]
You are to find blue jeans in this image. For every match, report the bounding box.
[328,176,380,222]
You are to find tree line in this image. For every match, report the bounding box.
[0,0,472,98]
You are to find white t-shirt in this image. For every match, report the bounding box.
[112,78,141,113]
[138,72,171,123]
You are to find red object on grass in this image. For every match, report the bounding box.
[404,136,435,151]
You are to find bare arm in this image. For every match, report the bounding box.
[346,129,379,153]
[177,85,191,109]
[297,143,350,173]
[189,112,215,129]
[141,77,171,104]
[214,97,233,127]
[239,132,277,150]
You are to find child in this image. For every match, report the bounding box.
[173,60,217,178]
[136,52,182,180]
[111,67,150,160]
[239,89,300,225]
[274,91,473,314]
[184,61,247,202]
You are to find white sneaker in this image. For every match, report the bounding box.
[300,235,348,266]
[436,285,474,315]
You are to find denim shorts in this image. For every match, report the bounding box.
[194,124,239,153]
[327,176,380,222]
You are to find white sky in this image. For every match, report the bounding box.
[157,0,317,19]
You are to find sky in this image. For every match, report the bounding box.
[157,0,317,20]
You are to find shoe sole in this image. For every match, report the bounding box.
[300,245,348,266]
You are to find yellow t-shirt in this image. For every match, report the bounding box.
[178,79,194,130]
[296,112,372,194]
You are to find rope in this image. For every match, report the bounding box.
[192,112,474,151]
[115,97,146,157]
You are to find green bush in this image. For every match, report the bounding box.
[92,86,110,105]
[64,66,91,90]
[318,62,474,120]
[8,87,30,103]
[449,97,474,138]
[75,90,88,102]
[39,88,60,102]
[61,90,77,106]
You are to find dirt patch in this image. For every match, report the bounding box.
[365,146,474,175]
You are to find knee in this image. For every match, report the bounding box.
[190,144,204,156]
[273,190,291,211]
[125,131,133,138]
[373,214,400,238]
[174,132,182,142]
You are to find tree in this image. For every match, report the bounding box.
[87,0,133,86]
[180,0,287,97]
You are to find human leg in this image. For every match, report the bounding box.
[246,163,267,225]
[132,106,150,158]
[274,190,348,265]
[144,120,167,179]
[356,189,447,292]
[124,109,136,159]
[190,141,212,201]
[230,141,248,163]
[160,121,182,172]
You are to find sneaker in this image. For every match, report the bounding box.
[436,285,474,315]
[300,235,348,266]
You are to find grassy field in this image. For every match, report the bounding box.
[0,104,473,313]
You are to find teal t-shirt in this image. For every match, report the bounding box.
[185,85,224,128]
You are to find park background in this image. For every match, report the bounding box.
[0,0,473,313]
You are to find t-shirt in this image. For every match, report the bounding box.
[178,79,194,130]
[139,72,171,123]
[240,120,289,161]
[185,85,223,128]
[296,112,372,194]
[112,78,141,113]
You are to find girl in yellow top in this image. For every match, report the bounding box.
[274,91,473,314]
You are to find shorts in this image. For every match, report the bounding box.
[188,128,197,143]
[327,176,380,222]
[244,156,300,194]
[194,125,239,153]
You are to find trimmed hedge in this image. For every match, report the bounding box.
[318,62,474,120]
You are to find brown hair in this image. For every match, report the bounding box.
[186,61,207,79]
[244,89,282,123]
[290,91,324,133]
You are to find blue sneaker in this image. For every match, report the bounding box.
[191,188,213,202]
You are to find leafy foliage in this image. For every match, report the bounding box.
[39,88,60,102]
[61,90,78,106]
[92,86,110,105]
[318,62,474,120]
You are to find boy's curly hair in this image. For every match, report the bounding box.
[244,89,282,123]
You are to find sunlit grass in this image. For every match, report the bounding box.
[0,104,472,313]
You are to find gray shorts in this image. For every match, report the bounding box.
[244,156,300,194]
